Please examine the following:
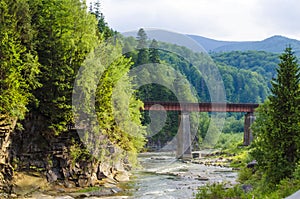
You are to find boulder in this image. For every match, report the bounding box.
[46,170,58,183]
[247,160,257,168]
[114,171,129,182]
[241,184,253,193]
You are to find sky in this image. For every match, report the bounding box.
[90,0,300,41]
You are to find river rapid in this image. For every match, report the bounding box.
[119,151,238,199]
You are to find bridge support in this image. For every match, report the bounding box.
[176,112,192,160]
[244,112,255,146]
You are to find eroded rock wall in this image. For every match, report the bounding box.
[0,115,17,192]
[10,114,130,188]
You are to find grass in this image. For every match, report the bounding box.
[75,186,104,193]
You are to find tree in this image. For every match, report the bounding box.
[136,28,149,65]
[251,47,300,186]
[73,42,146,165]
[31,0,98,133]
[149,39,160,63]
[90,0,115,39]
[0,0,39,119]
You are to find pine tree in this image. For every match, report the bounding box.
[136,28,149,65]
[251,47,300,186]
[149,39,160,63]
[90,0,114,40]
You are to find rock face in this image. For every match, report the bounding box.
[9,114,130,189]
[0,115,17,193]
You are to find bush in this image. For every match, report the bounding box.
[214,133,243,150]
[195,183,248,199]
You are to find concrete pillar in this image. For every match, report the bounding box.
[244,112,255,146]
[176,112,192,160]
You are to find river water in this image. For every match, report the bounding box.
[120,151,238,199]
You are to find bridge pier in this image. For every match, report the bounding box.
[176,112,192,160]
[244,112,255,146]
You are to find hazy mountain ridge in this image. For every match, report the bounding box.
[188,35,300,56]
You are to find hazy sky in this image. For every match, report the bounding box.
[93,0,300,41]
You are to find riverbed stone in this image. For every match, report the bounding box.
[46,169,58,183]
[55,196,74,199]
[241,184,253,193]
[247,160,257,168]
[114,171,129,182]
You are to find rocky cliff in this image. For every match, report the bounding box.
[0,115,17,193]
[2,114,131,194]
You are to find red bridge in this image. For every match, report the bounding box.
[143,101,259,113]
[142,101,259,160]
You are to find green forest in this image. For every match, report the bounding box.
[1,0,300,198]
[121,31,283,148]
[196,47,300,199]
[0,0,146,157]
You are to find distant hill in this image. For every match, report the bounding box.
[188,35,300,56]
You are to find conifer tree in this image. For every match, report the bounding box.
[149,39,160,63]
[91,0,115,39]
[136,28,149,65]
[251,47,300,185]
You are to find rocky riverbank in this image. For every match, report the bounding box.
[0,114,134,198]
[0,171,129,199]
[0,150,240,199]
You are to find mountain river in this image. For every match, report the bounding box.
[117,151,238,199]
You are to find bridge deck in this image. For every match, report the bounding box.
[143,102,259,113]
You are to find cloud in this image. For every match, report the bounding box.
[98,0,300,41]
[256,0,300,38]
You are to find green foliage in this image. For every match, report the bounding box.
[218,65,268,103]
[74,41,146,164]
[214,133,243,150]
[266,178,300,198]
[76,186,103,193]
[136,28,149,65]
[31,0,98,133]
[292,162,300,180]
[69,141,92,166]
[123,32,270,147]
[222,116,244,134]
[195,183,247,199]
[250,47,300,186]
[238,167,253,183]
[0,0,39,118]
[197,48,300,198]
[149,39,160,63]
[90,0,115,39]
[0,0,146,169]
[211,50,279,84]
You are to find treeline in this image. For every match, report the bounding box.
[0,0,145,164]
[124,33,275,104]
[211,50,280,87]
[122,29,280,148]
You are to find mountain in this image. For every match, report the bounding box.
[188,35,300,56]
[123,29,206,53]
